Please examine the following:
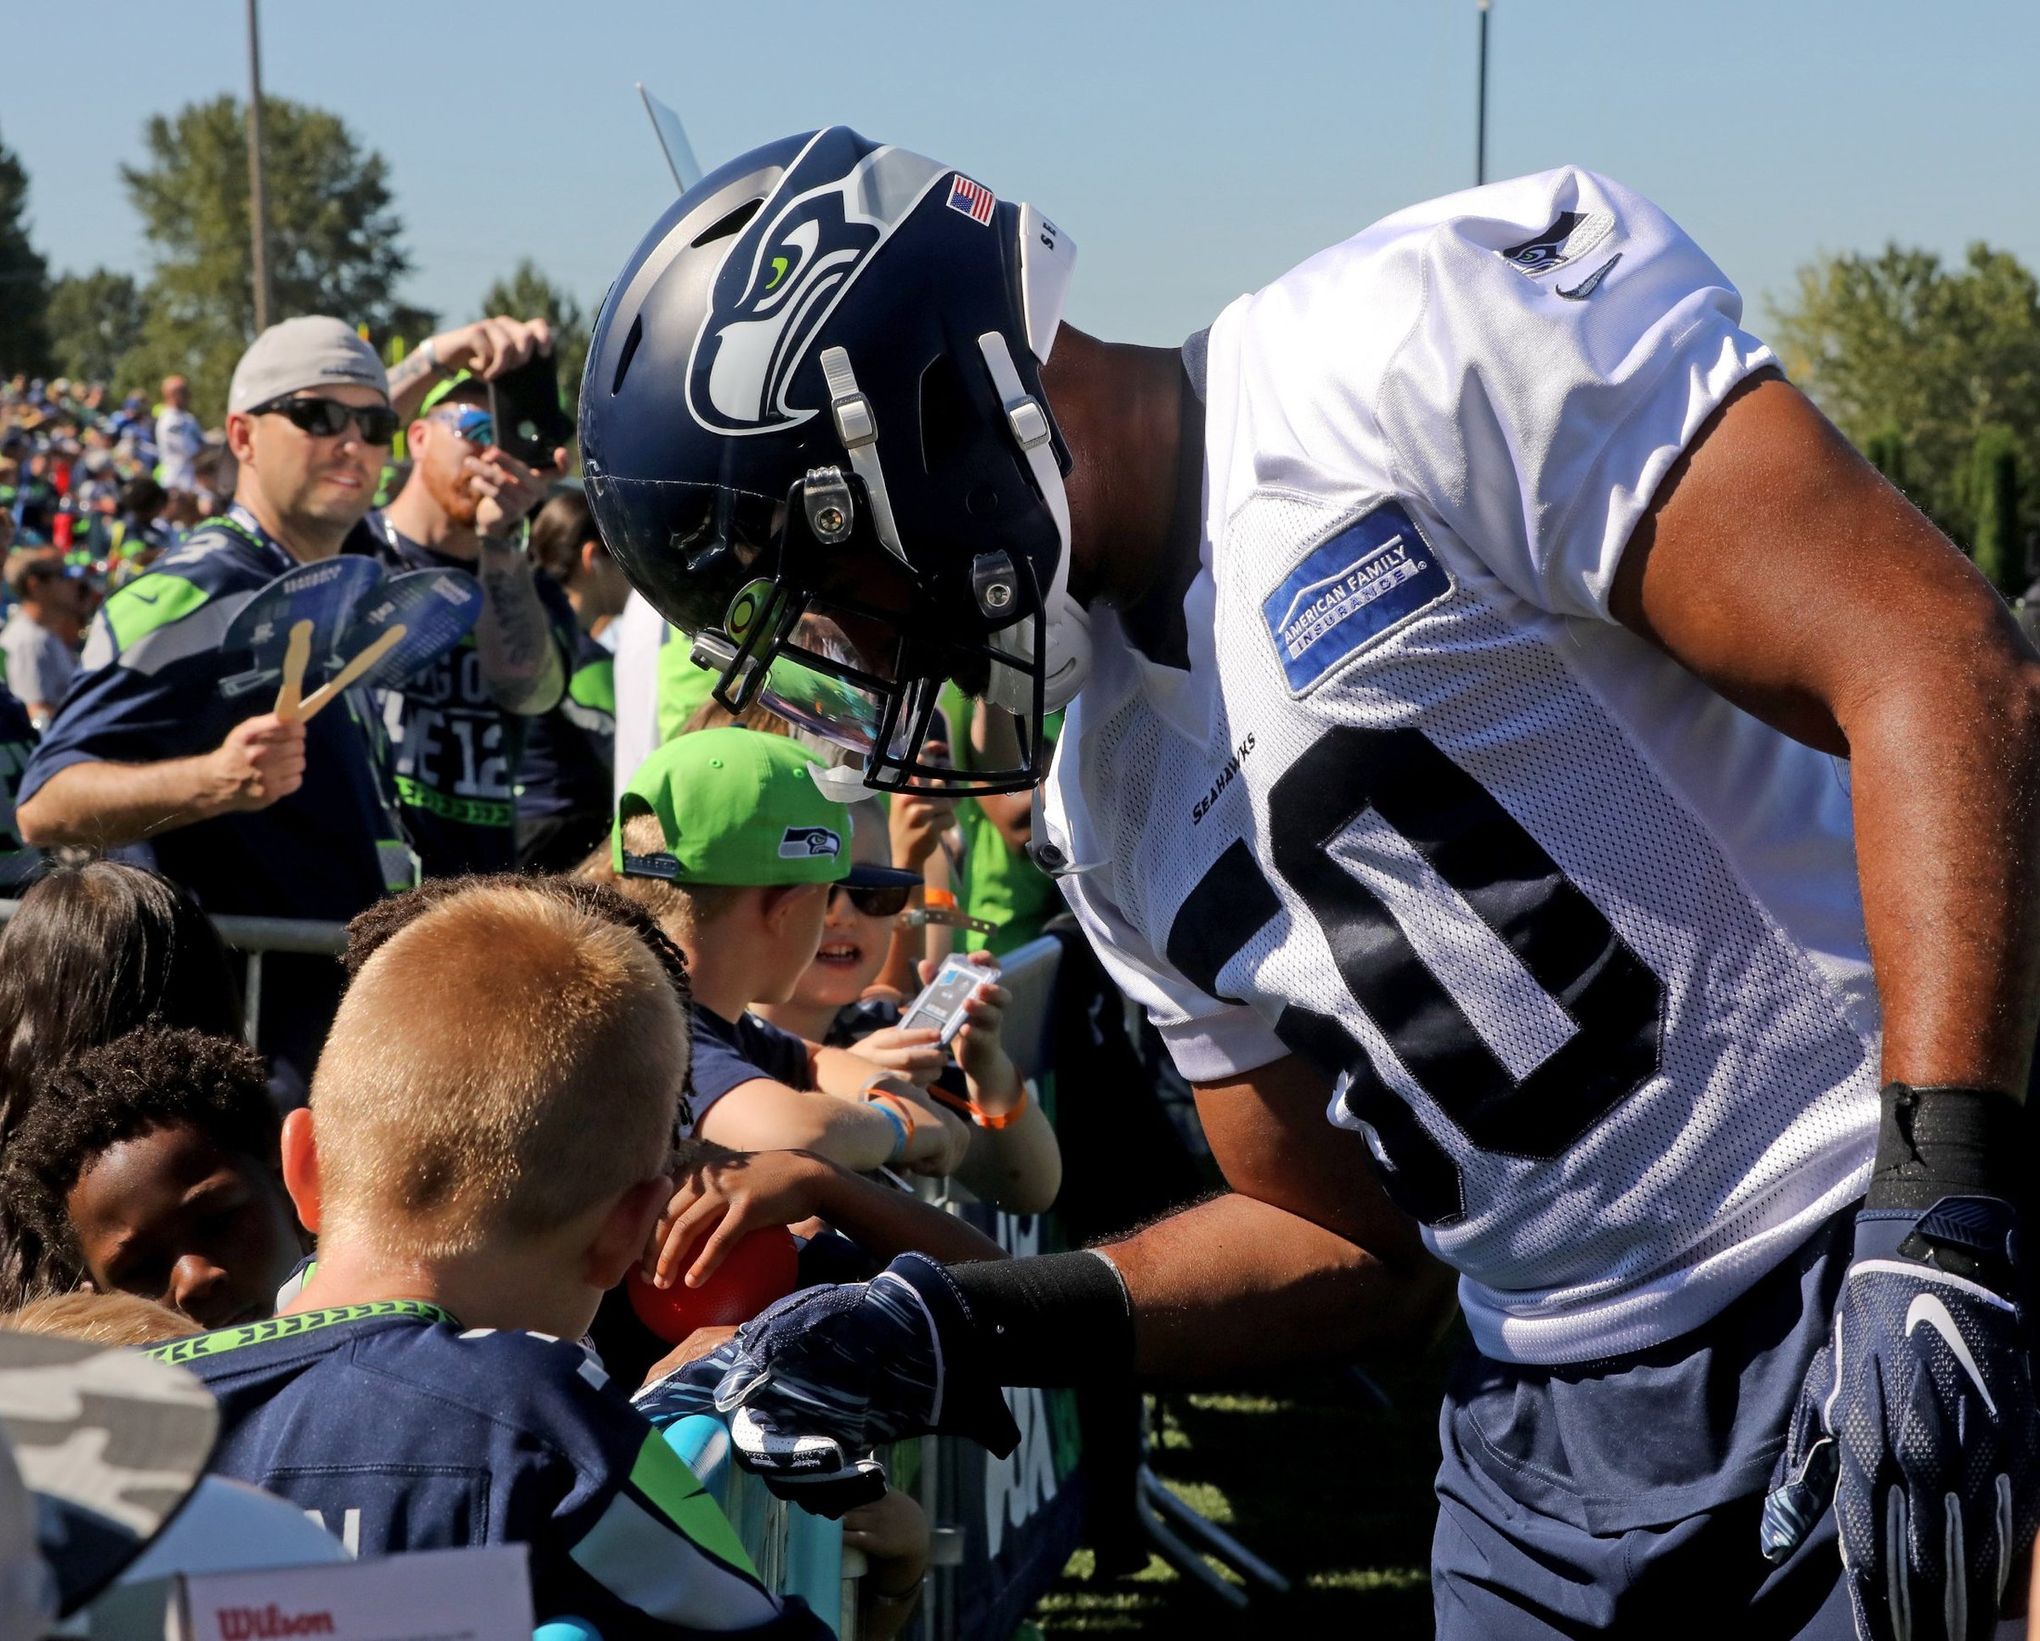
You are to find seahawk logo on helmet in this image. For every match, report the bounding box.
[686,138,949,436]
[583,125,1085,797]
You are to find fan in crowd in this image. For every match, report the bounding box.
[0,312,1086,1639]
[518,486,626,872]
[366,367,575,877]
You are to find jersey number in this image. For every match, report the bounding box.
[1164,726,1663,1224]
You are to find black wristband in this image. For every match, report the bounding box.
[946,1250,1135,1387]
[1864,1082,2023,1211]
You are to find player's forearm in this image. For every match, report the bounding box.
[1843,638,2040,1097]
[807,1155,1006,1266]
[1102,1191,1454,1379]
[475,540,565,715]
[16,754,231,846]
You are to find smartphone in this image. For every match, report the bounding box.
[487,352,573,469]
[899,954,998,1047]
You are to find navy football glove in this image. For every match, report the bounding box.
[1761,1193,2039,1640]
[646,1254,1020,1517]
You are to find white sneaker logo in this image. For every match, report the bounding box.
[1906,1293,1997,1417]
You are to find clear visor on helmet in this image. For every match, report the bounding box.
[745,610,1033,795]
[595,467,1047,795]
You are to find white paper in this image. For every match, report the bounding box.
[173,1544,533,1641]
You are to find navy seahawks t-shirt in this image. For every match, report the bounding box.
[19,514,412,1076]
[689,1005,813,1122]
[151,1303,826,1639]
[370,522,576,877]
[21,515,408,919]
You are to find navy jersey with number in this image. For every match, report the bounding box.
[371,522,577,876]
[153,1303,827,1639]
[20,515,411,921]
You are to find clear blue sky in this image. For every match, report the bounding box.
[7,0,2039,347]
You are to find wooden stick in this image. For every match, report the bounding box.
[296,624,408,724]
[274,619,314,722]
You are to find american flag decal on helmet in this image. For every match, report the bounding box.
[946,174,995,226]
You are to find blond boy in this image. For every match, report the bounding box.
[149,884,827,1639]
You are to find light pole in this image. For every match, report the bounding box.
[1476,0,1492,186]
[246,0,273,332]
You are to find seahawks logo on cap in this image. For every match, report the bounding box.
[686,131,949,437]
[779,825,842,858]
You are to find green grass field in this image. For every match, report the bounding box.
[1030,1338,1458,1637]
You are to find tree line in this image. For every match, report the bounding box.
[1770,244,2039,596]
[0,97,591,423]
[0,101,2032,591]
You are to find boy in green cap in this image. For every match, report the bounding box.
[612,728,969,1176]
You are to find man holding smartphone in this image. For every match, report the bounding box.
[369,369,575,875]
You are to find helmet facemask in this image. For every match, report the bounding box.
[688,200,1089,797]
[691,458,1059,796]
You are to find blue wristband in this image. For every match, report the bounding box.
[868,1099,909,1163]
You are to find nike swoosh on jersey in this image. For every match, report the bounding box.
[1557,253,1622,301]
[1906,1292,1998,1417]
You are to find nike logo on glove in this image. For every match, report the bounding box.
[1907,1293,1998,1416]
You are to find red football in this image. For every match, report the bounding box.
[626,1227,801,1342]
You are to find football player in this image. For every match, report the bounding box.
[583,130,2040,1639]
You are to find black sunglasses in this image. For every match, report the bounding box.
[828,881,914,918]
[253,395,399,446]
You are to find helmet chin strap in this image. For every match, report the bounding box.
[976,330,1091,713]
[819,347,910,566]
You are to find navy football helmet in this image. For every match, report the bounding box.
[581,127,1084,794]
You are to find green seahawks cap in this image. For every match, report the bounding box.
[616,728,859,887]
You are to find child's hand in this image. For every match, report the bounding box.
[642,1325,741,1391]
[924,951,1021,1114]
[644,1148,831,1291]
[953,981,1017,1090]
[851,1025,947,1086]
[844,1484,930,1577]
[893,1085,972,1177]
[889,747,957,871]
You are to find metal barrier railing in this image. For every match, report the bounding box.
[0,907,1275,1627]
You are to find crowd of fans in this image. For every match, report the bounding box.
[0,311,1090,1637]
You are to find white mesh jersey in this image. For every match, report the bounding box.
[1039,167,1881,1366]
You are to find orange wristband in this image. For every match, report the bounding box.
[927,1079,1031,1129]
[864,1087,921,1139]
[971,1080,1030,1129]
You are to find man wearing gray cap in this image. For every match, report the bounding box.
[16,317,415,1089]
